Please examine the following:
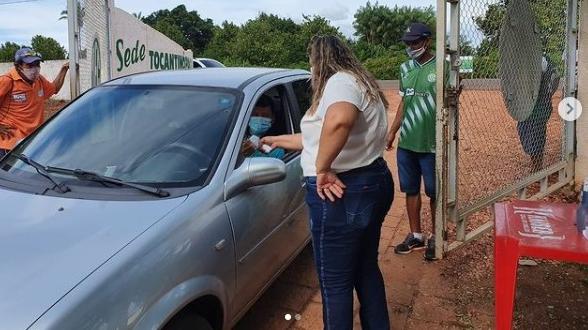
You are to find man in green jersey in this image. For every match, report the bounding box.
[386,22,438,261]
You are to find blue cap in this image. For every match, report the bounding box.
[14,47,43,64]
[401,23,433,42]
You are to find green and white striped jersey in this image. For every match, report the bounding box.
[398,57,437,153]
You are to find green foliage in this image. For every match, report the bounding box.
[471,49,499,79]
[201,21,240,61]
[143,5,214,54]
[460,36,475,56]
[351,40,390,62]
[354,2,435,48]
[229,13,301,67]
[472,0,567,78]
[31,35,67,60]
[203,13,343,69]
[143,3,436,78]
[473,1,506,53]
[351,2,435,79]
[363,50,409,80]
[0,41,23,62]
[154,18,190,48]
[529,0,567,72]
[1,36,66,62]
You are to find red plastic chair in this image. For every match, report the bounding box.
[494,200,588,329]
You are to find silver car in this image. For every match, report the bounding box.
[0,68,313,329]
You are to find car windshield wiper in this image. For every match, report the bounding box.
[44,166,170,198]
[10,153,70,193]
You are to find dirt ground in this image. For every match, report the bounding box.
[44,88,588,329]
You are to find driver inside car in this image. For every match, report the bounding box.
[241,95,285,159]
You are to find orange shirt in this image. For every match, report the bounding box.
[0,67,56,150]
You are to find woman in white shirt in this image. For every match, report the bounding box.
[262,35,393,330]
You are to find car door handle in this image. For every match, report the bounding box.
[215,239,227,251]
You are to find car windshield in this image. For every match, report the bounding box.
[1,85,239,187]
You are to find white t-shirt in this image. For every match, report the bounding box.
[300,71,388,177]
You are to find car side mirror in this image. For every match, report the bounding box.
[224,157,286,200]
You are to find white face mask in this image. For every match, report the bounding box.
[406,45,426,60]
[21,66,40,81]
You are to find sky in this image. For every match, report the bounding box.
[0,0,437,49]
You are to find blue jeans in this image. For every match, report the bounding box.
[305,158,394,330]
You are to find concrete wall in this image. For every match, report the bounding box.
[0,60,70,100]
[577,3,588,184]
[110,8,193,79]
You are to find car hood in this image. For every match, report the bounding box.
[0,188,187,330]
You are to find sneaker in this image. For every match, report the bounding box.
[394,233,425,254]
[424,237,438,261]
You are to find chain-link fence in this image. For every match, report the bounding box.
[457,0,571,210]
[437,0,577,253]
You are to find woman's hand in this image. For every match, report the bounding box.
[261,134,303,151]
[260,136,279,149]
[316,170,346,202]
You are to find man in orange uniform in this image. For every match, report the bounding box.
[0,47,69,157]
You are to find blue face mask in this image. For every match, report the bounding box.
[248,116,272,136]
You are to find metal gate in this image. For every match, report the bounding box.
[434,0,579,259]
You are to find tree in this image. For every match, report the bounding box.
[230,13,301,67]
[460,36,475,56]
[472,0,567,78]
[143,5,214,54]
[31,35,67,60]
[0,42,23,62]
[202,13,341,69]
[473,1,506,56]
[353,2,435,49]
[350,2,436,79]
[295,15,344,66]
[58,3,84,26]
[202,21,241,62]
[154,18,190,48]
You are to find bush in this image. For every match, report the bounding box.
[363,52,408,80]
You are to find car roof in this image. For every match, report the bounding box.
[194,57,219,61]
[103,67,309,90]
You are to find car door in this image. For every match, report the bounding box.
[225,79,308,316]
[278,77,313,255]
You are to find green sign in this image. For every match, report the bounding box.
[460,56,473,73]
[115,39,191,72]
[148,50,191,71]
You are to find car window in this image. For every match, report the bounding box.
[2,86,239,187]
[200,59,224,67]
[237,85,294,166]
[290,78,312,132]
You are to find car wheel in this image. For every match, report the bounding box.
[165,313,214,330]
